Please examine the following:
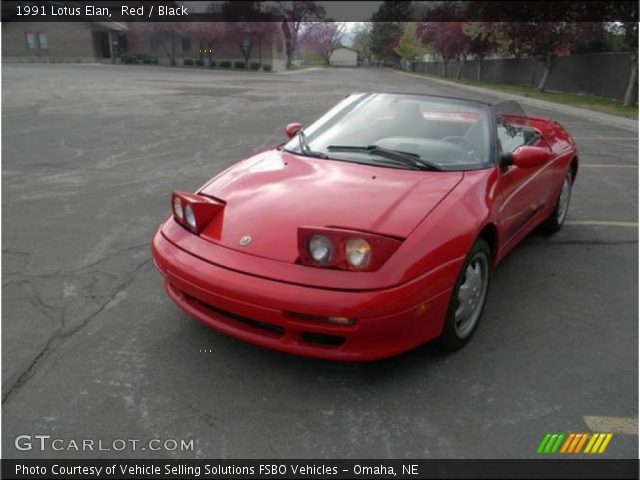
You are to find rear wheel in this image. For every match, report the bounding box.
[541,169,573,233]
[439,238,491,350]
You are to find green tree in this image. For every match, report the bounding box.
[394,22,423,65]
[352,23,373,65]
[370,1,413,63]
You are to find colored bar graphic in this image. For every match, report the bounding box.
[544,434,558,453]
[537,433,565,453]
[567,434,583,453]
[560,434,575,453]
[598,434,613,453]
[539,433,613,454]
[537,434,552,453]
[550,434,565,453]
[584,433,599,453]
[574,433,589,453]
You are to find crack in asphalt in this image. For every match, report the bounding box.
[2,243,149,284]
[1,256,152,405]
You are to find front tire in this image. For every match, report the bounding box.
[541,168,573,233]
[439,238,491,351]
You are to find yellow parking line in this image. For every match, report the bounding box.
[584,416,638,435]
[565,221,639,228]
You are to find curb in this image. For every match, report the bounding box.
[397,71,639,133]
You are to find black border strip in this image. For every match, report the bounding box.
[1,1,638,23]
[2,459,639,480]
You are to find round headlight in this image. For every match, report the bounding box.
[345,238,371,269]
[308,235,333,264]
[184,204,196,229]
[173,197,184,220]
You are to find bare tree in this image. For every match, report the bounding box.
[278,1,326,69]
[217,1,280,67]
[352,22,373,66]
[127,22,188,66]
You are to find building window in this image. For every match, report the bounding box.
[182,37,191,52]
[25,32,36,49]
[37,32,48,49]
[25,32,48,49]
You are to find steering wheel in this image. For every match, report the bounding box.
[441,136,476,153]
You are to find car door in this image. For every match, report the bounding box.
[494,108,555,245]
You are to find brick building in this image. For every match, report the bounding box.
[2,20,127,63]
[128,23,288,71]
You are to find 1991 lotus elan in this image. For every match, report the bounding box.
[151,93,577,360]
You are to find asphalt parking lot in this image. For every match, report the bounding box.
[2,64,638,459]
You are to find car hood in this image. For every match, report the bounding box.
[197,149,463,262]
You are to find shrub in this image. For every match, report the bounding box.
[183,59,194,66]
[249,62,260,70]
[262,64,272,72]
[234,61,246,69]
[121,54,138,64]
[220,60,231,68]
[195,59,204,67]
[208,60,216,68]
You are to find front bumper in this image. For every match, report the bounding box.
[152,228,462,361]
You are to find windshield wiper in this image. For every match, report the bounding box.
[326,144,441,171]
[296,130,328,159]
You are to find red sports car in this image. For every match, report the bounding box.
[151,93,577,361]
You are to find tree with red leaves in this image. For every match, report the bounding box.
[188,22,227,66]
[216,1,281,67]
[462,22,502,82]
[500,22,597,92]
[418,22,468,77]
[300,22,345,66]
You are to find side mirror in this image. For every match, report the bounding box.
[501,145,551,169]
[285,123,302,139]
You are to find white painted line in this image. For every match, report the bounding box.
[573,137,638,140]
[580,164,638,168]
[584,416,638,435]
[565,221,639,228]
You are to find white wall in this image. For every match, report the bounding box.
[330,48,357,67]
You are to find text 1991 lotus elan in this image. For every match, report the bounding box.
[151,93,577,360]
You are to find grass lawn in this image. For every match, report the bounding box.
[411,72,638,119]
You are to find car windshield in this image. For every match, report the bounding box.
[282,93,492,171]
